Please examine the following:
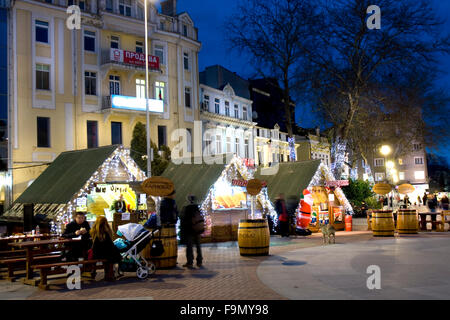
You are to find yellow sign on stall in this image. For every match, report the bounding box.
[142,176,174,197]
[373,183,392,195]
[398,183,415,195]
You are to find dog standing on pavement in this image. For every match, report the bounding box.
[321,224,336,244]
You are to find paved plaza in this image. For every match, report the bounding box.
[1,231,449,300]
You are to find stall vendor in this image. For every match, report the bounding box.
[112,194,127,213]
[62,212,92,261]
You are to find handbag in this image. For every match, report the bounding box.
[150,230,165,257]
[87,248,94,260]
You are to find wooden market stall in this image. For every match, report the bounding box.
[2,145,148,234]
[161,155,275,242]
[254,160,353,232]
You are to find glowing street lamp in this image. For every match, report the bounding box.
[380,145,391,156]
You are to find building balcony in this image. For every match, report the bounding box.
[102,95,164,114]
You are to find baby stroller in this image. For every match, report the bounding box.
[115,223,159,279]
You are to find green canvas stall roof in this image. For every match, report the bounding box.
[14,145,119,205]
[161,162,226,209]
[254,160,322,202]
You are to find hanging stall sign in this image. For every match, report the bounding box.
[142,176,174,197]
[76,197,87,212]
[325,180,349,188]
[398,183,415,195]
[232,179,267,188]
[373,183,392,195]
[246,179,263,196]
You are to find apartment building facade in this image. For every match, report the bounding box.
[7,0,201,203]
[295,128,331,167]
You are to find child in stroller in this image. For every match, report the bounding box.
[114,223,159,279]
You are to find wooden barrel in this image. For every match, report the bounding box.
[397,209,418,234]
[142,224,177,268]
[238,219,270,256]
[371,210,395,237]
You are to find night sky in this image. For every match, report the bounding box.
[175,0,450,163]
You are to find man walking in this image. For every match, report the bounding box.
[180,195,204,269]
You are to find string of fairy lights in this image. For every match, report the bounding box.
[50,146,147,234]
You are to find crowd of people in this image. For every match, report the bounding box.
[378,193,449,211]
[61,191,205,281]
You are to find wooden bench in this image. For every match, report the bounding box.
[33,259,109,290]
[0,253,62,281]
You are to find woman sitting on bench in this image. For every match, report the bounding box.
[90,216,122,281]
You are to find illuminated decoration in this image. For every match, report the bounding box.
[51,146,147,234]
[288,137,296,161]
[330,139,347,178]
[199,155,277,236]
[111,95,164,113]
[307,162,354,214]
[386,161,395,169]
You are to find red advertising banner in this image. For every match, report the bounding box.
[110,48,160,69]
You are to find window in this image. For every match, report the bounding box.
[214,98,220,114]
[215,135,221,155]
[79,0,85,10]
[183,52,189,70]
[119,0,131,16]
[205,133,212,155]
[187,128,192,153]
[36,64,50,90]
[87,121,98,148]
[155,81,165,101]
[35,20,49,43]
[105,0,113,12]
[137,5,144,20]
[85,72,97,95]
[154,45,164,65]
[158,125,167,149]
[234,104,239,118]
[415,157,424,165]
[235,138,240,156]
[244,139,249,158]
[183,24,188,37]
[398,158,403,165]
[374,158,385,167]
[136,79,145,99]
[203,95,210,111]
[226,137,231,153]
[225,101,230,116]
[414,171,425,180]
[185,87,191,108]
[399,172,405,180]
[109,75,120,95]
[111,122,122,145]
[375,172,385,182]
[243,106,248,121]
[160,22,165,31]
[110,36,119,49]
[37,117,50,148]
[136,41,143,54]
[413,143,422,151]
[84,30,96,52]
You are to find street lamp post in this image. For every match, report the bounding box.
[144,0,151,178]
[380,145,393,208]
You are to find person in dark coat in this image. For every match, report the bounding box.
[275,193,289,237]
[62,212,92,261]
[90,216,122,281]
[423,193,428,206]
[179,195,203,269]
[159,191,179,225]
[286,195,299,235]
[360,201,369,216]
[440,195,449,210]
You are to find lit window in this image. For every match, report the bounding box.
[155,81,165,101]
[398,158,403,165]
[374,158,385,167]
[205,134,212,155]
[244,139,249,158]
[136,79,145,99]
[375,172,385,181]
[235,138,240,156]
[414,171,425,180]
[399,172,405,180]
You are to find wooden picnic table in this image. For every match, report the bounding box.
[0,234,54,251]
[9,238,81,285]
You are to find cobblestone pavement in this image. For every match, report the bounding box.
[1,231,448,300]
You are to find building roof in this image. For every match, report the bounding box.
[14,145,119,205]
[161,161,226,209]
[200,65,251,100]
[254,160,322,202]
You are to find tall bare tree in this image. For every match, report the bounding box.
[225,0,319,141]
[306,0,450,177]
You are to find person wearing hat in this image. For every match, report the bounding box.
[62,212,92,261]
[159,190,179,225]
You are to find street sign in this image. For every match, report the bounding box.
[246,179,263,196]
[373,183,392,195]
[398,184,415,195]
[141,176,174,197]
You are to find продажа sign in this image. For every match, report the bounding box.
[110,48,160,69]
[141,176,174,197]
